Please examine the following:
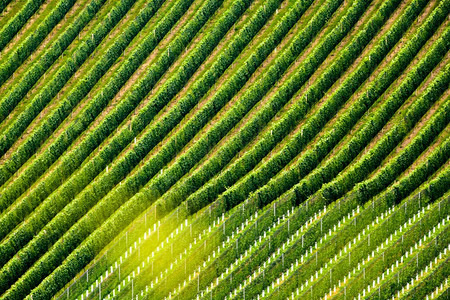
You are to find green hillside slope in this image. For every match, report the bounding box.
[0,0,448,299]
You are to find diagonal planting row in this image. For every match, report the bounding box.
[151,0,368,219]
[0,0,232,282]
[56,0,342,292]
[0,0,127,134]
[89,0,348,260]
[149,99,448,299]
[217,114,448,300]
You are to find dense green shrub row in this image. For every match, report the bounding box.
[0,0,136,158]
[225,79,450,298]
[295,66,450,297]
[148,0,347,221]
[318,26,450,203]
[112,0,327,222]
[0,0,187,266]
[101,0,366,268]
[321,61,450,202]
[2,0,155,165]
[99,0,285,248]
[0,0,180,240]
[0,0,217,291]
[0,0,77,87]
[137,0,376,294]
[183,0,415,214]
[0,0,184,193]
[54,0,284,295]
[0,0,256,244]
[0,0,107,126]
[0,0,11,13]
[0,0,446,298]
[230,0,445,214]
[0,0,312,278]
[72,111,448,299]
[0,0,44,51]
[354,104,449,204]
[24,0,287,296]
[156,0,373,218]
[0,0,257,254]
[59,83,322,298]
